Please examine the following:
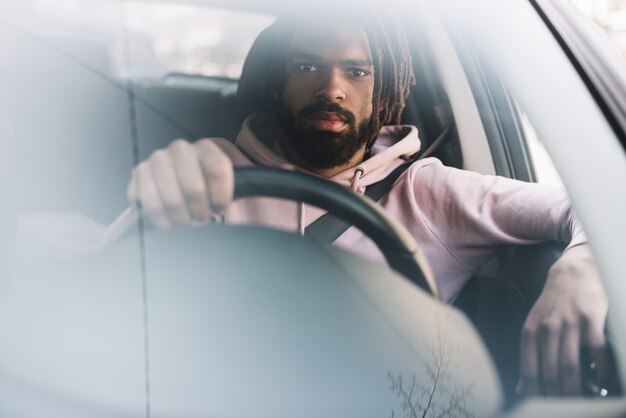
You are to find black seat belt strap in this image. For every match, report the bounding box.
[304,160,413,244]
[303,122,454,243]
[235,122,452,244]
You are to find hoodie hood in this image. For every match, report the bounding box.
[236,113,422,194]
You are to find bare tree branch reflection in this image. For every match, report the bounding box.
[388,316,475,418]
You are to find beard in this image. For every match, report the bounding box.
[277,101,373,169]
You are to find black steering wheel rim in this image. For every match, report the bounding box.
[234,166,438,297]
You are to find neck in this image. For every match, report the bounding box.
[280,139,366,178]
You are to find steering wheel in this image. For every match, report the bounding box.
[3,168,499,418]
[234,166,438,297]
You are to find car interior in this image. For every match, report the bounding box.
[0,0,622,416]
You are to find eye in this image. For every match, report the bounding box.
[347,68,369,78]
[297,64,319,72]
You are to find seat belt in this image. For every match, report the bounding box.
[304,123,454,244]
[238,123,453,244]
[304,160,413,244]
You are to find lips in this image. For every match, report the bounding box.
[308,111,347,132]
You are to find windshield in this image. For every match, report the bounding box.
[1,0,625,417]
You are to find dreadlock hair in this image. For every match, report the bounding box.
[236,7,416,151]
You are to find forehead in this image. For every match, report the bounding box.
[288,23,372,63]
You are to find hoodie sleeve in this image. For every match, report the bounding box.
[409,159,586,274]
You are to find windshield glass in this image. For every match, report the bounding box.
[0,0,624,417]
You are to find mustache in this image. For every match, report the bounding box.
[297,102,356,124]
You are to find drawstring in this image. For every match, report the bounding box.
[351,168,364,192]
[298,167,363,236]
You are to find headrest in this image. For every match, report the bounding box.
[236,24,276,118]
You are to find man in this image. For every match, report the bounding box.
[126,10,608,398]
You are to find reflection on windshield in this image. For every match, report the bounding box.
[388,316,476,418]
[0,225,502,416]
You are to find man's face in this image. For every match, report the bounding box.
[278,23,375,169]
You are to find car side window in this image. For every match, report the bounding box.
[520,112,565,186]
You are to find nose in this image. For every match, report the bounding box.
[315,68,346,103]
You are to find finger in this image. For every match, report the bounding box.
[583,315,609,383]
[539,319,561,396]
[559,323,581,396]
[169,139,211,222]
[519,323,541,396]
[195,140,234,214]
[149,149,193,226]
[134,163,171,229]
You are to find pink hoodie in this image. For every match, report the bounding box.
[215,113,585,302]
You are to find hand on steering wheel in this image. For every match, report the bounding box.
[117,138,437,296]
